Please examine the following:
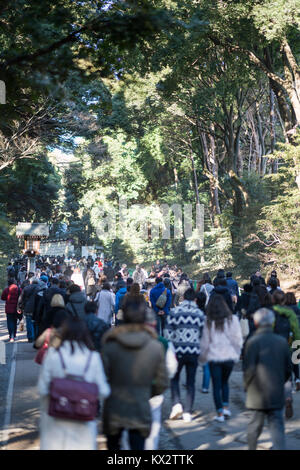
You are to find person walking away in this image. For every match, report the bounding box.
[235,284,252,318]
[198,274,214,307]
[18,277,40,342]
[94,282,115,326]
[196,291,210,393]
[34,294,69,361]
[226,272,240,306]
[122,283,147,312]
[210,277,234,312]
[113,272,125,294]
[284,292,300,391]
[150,277,172,336]
[65,284,87,320]
[84,301,110,352]
[199,294,243,422]
[101,301,168,450]
[1,279,21,342]
[243,308,292,450]
[37,318,110,450]
[165,288,205,422]
[144,309,177,450]
[132,265,147,289]
[41,293,68,331]
[114,280,128,325]
[33,275,49,338]
[17,266,27,287]
[84,264,97,300]
[6,263,16,279]
[272,290,300,417]
[174,273,191,306]
[41,278,61,322]
[162,277,176,308]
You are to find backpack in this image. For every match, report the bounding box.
[274,312,291,342]
[156,288,167,309]
[7,266,15,277]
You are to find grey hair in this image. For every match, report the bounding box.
[253,308,275,327]
[30,277,39,284]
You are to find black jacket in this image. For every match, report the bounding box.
[210,286,233,312]
[85,313,110,352]
[235,292,252,318]
[20,284,40,314]
[66,291,86,320]
[243,326,292,410]
[43,306,68,330]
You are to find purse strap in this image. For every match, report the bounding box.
[58,349,93,378]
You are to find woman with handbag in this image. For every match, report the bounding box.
[37,318,110,450]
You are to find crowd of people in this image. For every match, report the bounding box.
[1,257,300,450]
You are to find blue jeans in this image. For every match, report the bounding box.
[25,315,35,341]
[209,361,234,413]
[156,312,166,337]
[171,354,198,413]
[202,363,210,390]
[6,314,18,339]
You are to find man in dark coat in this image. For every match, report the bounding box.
[243,308,292,450]
[210,278,234,312]
[18,277,40,342]
[84,301,110,352]
[65,284,86,319]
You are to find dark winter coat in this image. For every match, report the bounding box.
[43,306,68,330]
[210,285,234,312]
[20,283,40,315]
[235,292,252,318]
[84,313,110,352]
[226,277,239,297]
[65,291,86,320]
[42,286,61,315]
[101,324,168,437]
[243,326,292,410]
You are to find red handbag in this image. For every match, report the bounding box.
[35,328,51,365]
[48,349,99,422]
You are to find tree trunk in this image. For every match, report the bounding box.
[200,131,221,228]
[269,85,278,173]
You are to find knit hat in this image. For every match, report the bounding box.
[40,275,48,283]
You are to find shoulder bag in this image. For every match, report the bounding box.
[156,288,167,309]
[48,349,99,421]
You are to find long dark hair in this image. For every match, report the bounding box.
[206,294,232,331]
[59,318,95,353]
